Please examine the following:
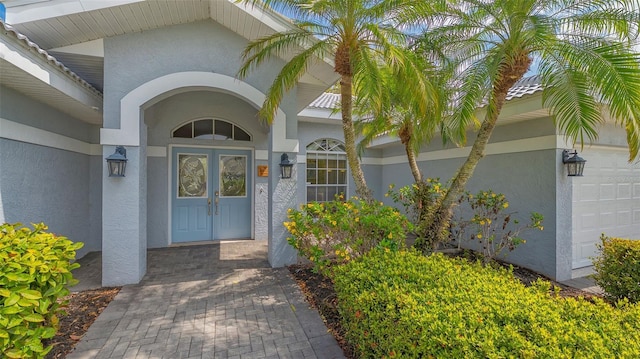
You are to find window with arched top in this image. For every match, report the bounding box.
[172,119,251,141]
[306,138,348,202]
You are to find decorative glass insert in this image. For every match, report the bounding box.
[172,119,251,141]
[220,155,247,197]
[178,154,207,198]
[306,139,348,202]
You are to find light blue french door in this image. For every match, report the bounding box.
[171,147,252,242]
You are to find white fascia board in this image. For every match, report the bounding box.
[229,1,291,33]
[49,38,104,57]
[5,0,143,24]
[0,41,50,82]
[0,38,102,109]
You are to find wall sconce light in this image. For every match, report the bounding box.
[106,146,128,177]
[562,149,586,177]
[279,153,293,179]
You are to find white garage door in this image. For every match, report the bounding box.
[572,147,640,269]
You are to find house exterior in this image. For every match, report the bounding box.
[1,0,638,285]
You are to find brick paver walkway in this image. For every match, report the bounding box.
[67,241,345,359]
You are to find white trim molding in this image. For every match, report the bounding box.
[0,118,101,155]
[0,118,170,157]
[362,135,562,166]
[101,71,298,153]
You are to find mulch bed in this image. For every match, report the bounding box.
[43,287,121,359]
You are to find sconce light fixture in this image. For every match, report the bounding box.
[279,153,293,179]
[106,146,128,177]
[562,149,586,177]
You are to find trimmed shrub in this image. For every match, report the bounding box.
[285,197,411,272]
[593,234,640,303]
[450,189,543,262]
[0,223,83,358]
[333,249,640,358]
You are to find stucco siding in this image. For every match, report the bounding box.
[381,149,559,278]
[102,20,297,133]
[0,139,99,258]
[147,156,168,248]
[0,85,98,143]
[376,119,560,277]
[145,91,268,149]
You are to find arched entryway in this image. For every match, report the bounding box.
[100,72,299,286]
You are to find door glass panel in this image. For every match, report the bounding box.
[178,154,207,198]
[220,155,247,197]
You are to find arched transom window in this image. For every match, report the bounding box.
[172,119,251,141]
[306,138,348,202]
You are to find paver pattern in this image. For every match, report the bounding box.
[67,241,345,359]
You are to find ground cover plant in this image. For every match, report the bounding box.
[0,223,83,359]
[333,249,640,358]
[593,234,640,303]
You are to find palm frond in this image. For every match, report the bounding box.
[238,29,319,79]
[259,39,331,123]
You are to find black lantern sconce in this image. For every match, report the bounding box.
[279,153,294,179]
[106,146,128,177]
[562,149,586,177]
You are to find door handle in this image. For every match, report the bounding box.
[207,198,212,216]
[214,190,220,215]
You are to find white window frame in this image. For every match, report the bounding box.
[305,139,349,202]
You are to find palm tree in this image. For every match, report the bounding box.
[238,0,440,201]
[414,0,640,250]
[356,65,452,183]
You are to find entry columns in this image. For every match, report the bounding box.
[101,144,147,286]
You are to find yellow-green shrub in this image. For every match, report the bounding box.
[593,234,640,303]
[0,223,83,359]
[285,197,411,272]
[333,249,640,358]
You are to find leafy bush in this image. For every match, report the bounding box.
[450,190,543,262]
[388,181,543,259]
[285,196,411,272]
[593,234,640,303]
[386,179,447,250]
[0,223,83,358]
[333,249,640,358]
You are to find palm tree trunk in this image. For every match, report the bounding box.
[405,144,422,183]
[399,123,422,182]
[416,63,530,251]
[341,74,373,202]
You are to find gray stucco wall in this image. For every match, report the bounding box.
[0,85,98,143]
[0,139,101,258]
[145,91,269,148]
[0,85,102,259]
[103,20,296,132]
[379,118,562,278]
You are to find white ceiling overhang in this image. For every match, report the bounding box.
[4,0,338,111]
[0,21,103,124]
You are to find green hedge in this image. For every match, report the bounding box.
[0,223,83,358]
[333,250,640,358]
[593,234,640,303]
